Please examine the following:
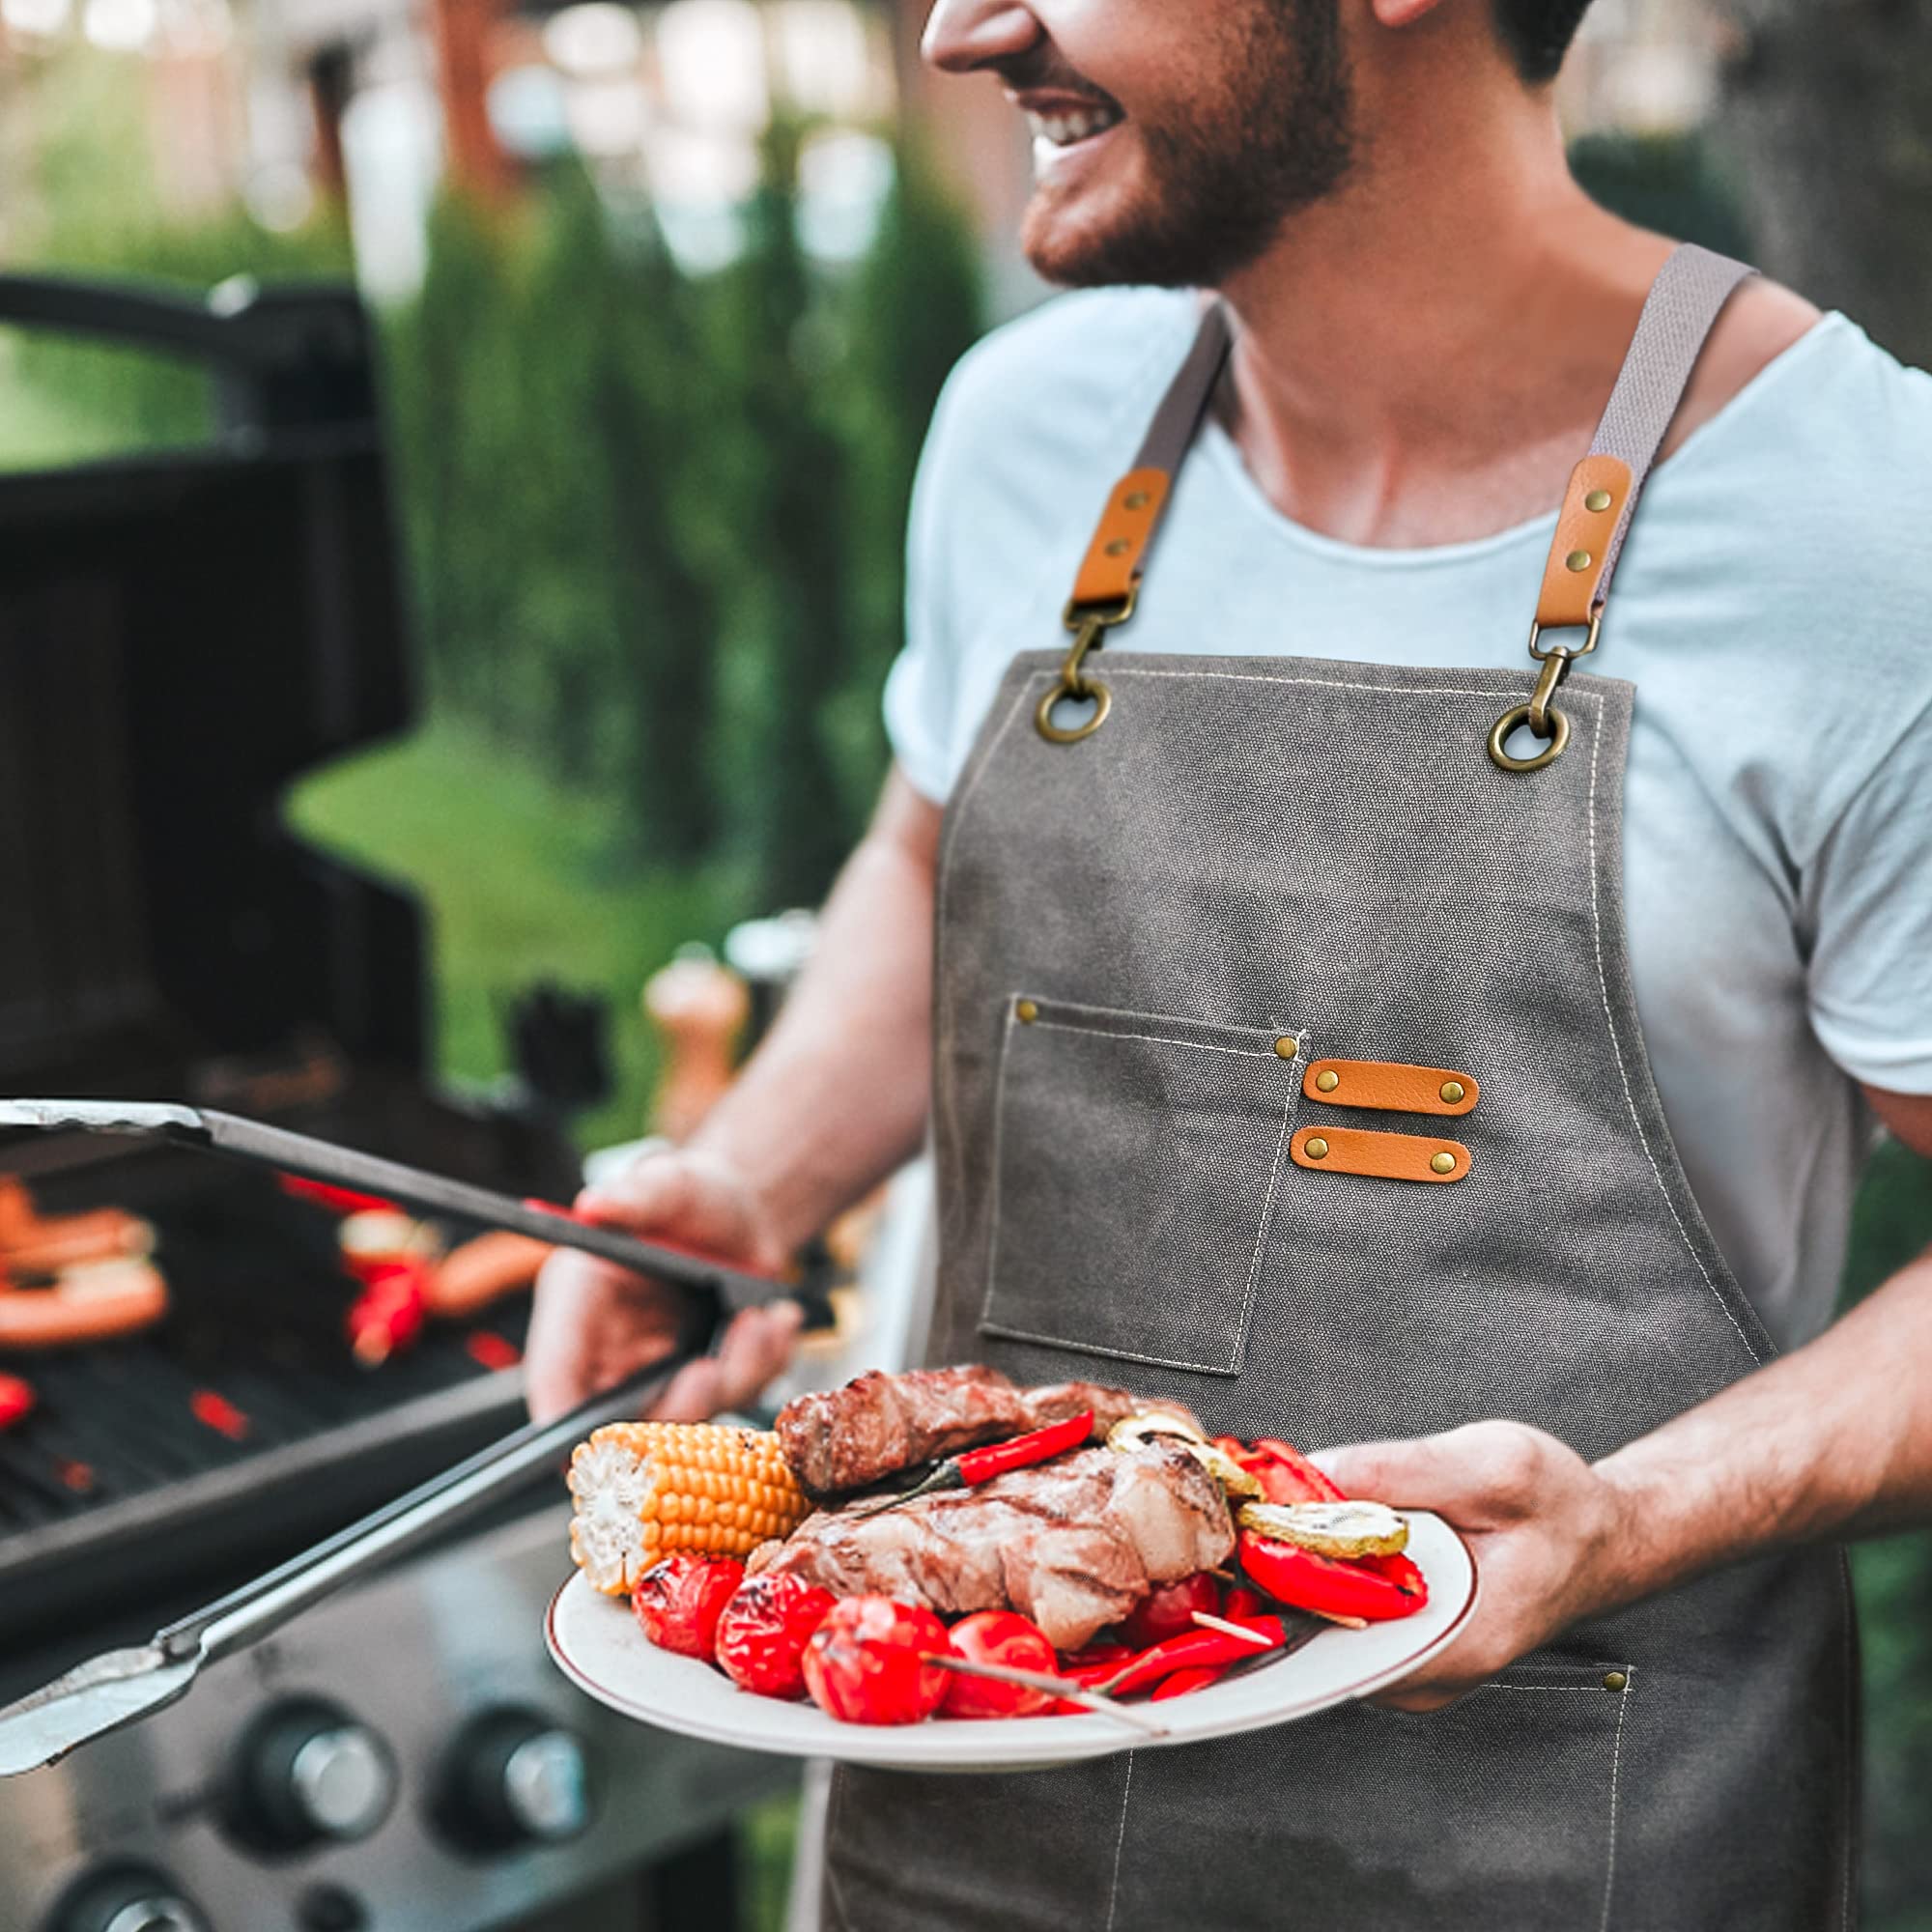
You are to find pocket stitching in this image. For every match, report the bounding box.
[1597,1663,1632,1932]
[979,1007,1302,1377]
[1028,1017,1284,1062]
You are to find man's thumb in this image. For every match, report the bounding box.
[1310,1432,1487,1514]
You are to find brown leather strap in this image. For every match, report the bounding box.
[1068,305,1234,614]
[1533,245,1756,636]
[1302,1059,1478,1117]
[1291,1125,1469,1184]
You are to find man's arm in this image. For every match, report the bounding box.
[1320,1085,1932,1711]
[524,769,944,1421]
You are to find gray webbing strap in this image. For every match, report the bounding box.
[1133,300,1235,476]
[1586,243,1758,602]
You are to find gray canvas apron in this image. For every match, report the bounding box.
[823,246,1857,1930]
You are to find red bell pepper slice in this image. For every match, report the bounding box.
[1243,1437,1349,1504]
[1099,1615,1287,1699]
[1151,1662,1233,1702]
[0,1374,35,1431]
[1239,1532,1427,1622]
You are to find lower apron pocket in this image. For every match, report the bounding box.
[978,994,1303,1377]
[1110,1657,1636,1931]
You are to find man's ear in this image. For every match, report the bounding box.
[1369,0,1451,26]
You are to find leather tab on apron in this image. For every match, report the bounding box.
[1070,467,1172,610]
[1534,455,1632,632]
[1291,1124,1470,1182]
[1302,1060,1478,1116]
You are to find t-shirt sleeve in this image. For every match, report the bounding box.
[882,371,970,807]
[1804,690,1932,1094]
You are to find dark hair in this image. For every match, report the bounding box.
[1492,0,1596,84]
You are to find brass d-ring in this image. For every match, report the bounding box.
[1488,701,1570,773]
[1037,677,1112,744]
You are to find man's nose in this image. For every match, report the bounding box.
[923,0,1040,73]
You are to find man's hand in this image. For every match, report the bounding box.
[524,1147,802,1424]
[1314,1422,1634,1713]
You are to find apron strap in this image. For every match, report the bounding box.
[1066,303,1235,616]
[1493,243,1757,771]
[1531,244,1758,647]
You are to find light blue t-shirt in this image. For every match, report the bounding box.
[885,288,1932,1353]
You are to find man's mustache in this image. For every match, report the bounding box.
[991,44,1123,112]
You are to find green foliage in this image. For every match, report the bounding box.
[1838,1137,1932,1929]
[287,717,739,1151]
[1568,129,1756,260]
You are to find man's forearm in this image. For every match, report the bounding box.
[685,770,941,1255]
[1593,1244,1932,1606]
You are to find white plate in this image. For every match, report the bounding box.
[546,1510,1477,1774]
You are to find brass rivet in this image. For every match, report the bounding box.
[1274,1037,1298,1060]
[1104,538,1132,557]
[1315,1069,1340,1093]
[1123,490,1151,511]
[1431,1151,1457,1175]
[1565,549,1593,573]
[1016,999,1038,1024]
[1584,489,1613,513]
[1603,1671,1628,1692]
[1304,1137,1329,1159]
[1440,1080,1465,1104]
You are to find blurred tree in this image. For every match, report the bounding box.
[705,118,857,909]
[1713,0,1932,370]
[1569,131,1754,261]
[830,136,985,827]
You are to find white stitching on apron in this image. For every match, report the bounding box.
[1103,1750,1137,1932]
[1581,696,1763,1367]
[1027,1018,1282,1059]
[1597,1663,1633,1932]
[936,678,1050,1232]
[1236,1083,1298,1369]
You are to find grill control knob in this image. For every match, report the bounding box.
[228,1697,398,1852]
[436,1708,595,1853]
[47,1864,210,1932]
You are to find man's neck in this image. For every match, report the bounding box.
[1211,77,1740,550]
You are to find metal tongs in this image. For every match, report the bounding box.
[0,1098,823,1776]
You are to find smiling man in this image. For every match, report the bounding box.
[529,1,1932,1924]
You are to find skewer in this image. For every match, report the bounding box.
[923,1655,1170,1738]
[1188,1610,1277,1648]
[1303,1608,1370,1631]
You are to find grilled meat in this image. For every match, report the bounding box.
[747,1441,1235,1650]
[776,1364,1198,1496]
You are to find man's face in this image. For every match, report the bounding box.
[923,0,1355,288]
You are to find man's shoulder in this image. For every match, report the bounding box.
[1666,313,1932,577]
[927,287,1202,489]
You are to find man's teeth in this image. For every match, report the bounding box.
[1025,103,1123,148]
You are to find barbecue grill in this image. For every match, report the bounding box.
[0,275,792,1932]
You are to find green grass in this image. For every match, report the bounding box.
[287,717,753,1151]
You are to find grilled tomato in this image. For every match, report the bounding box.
[1119,1573,1222,1649]
[633,1553,746,1661]
[940,1611,1058,1719]
[803,1597,952,1726]
[714,1574,838,1700]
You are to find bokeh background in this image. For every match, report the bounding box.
[1,0,1928,1921]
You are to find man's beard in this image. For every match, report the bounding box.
[1022,1,1354,289]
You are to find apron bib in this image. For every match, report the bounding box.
[824,247,1857,1931]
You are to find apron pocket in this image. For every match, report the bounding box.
[1112,1657,1635,1931]
[979,994,1301,1377]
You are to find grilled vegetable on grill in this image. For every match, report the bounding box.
[568,1421,812,1595]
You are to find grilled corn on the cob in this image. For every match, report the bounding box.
[569,1421,811,1596]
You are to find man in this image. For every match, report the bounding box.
[529,1,1932,1922]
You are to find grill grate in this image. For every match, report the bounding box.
[0,1153,536,1573]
